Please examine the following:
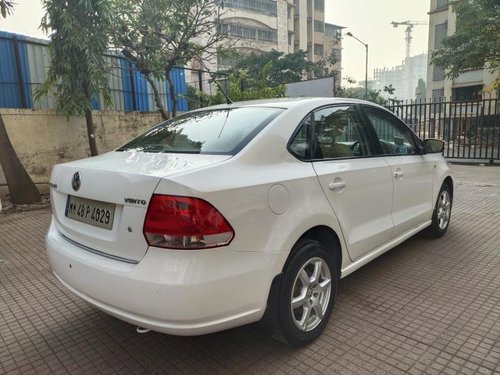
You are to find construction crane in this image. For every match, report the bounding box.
[391,20,428,59]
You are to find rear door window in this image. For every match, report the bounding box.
[118,107,283,155]
[289,105,374,160]
[313,106,374,159]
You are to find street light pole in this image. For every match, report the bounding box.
[346,32,368,100]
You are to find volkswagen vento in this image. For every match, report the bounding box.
[46,98,453,346]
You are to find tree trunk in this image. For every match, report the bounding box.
[0,113,40,204]
[82,84,99,156]
[145,74,169,120]
[84,108,99,156]
[166,75,177,118]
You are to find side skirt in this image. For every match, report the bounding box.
[340,220,431,278]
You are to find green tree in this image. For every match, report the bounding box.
[415,78,426,101]
[35,0,112,156]
[337,86,386,105]
[234,50,311,85]
[0,0,13,17]
[0,0,41,204]
[228,50,337,86]
[431,0,500,91]
[209,70,286,105]
[383,84,396,96]
[110,0,226,119]
[311,49,341,80]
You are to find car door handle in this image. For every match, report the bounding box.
[393,170,404,178]
[328,181,346,190]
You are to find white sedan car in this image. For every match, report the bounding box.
[46,98,453,346]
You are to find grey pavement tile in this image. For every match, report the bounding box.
[1,164,500,374]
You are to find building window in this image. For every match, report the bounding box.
[223,0,278,17]
[314,44,324,56]
[434,22,448,49]
[433,65,446,81]
[432,22,448,81]
[220,22,277,43]
[314,20,324,32]
[314,0,324,11]
[452,85,483,101]
[325,24,341,39]
[432,88,445,112]
[436,0,449,10]
[258,28,277,42]
[432,88,445,101]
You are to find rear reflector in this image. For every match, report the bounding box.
[143,195,234,249]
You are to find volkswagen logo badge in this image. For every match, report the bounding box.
[72,172,81,191]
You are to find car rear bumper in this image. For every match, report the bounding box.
[46,218,285,336]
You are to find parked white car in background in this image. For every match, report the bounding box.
[46,98,453,346]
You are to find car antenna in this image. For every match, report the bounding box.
[198,59,233,105]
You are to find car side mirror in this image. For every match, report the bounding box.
[424,138,445,154]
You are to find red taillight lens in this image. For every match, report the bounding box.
[143,195,234,249]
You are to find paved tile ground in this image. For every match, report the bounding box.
[1,164,500,374]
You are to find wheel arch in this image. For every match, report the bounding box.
[259,225,342,339]
[443,176,454,198]
[283,225,343,275]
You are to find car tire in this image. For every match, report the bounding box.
[275,240,338,347]
[424,183,452,238]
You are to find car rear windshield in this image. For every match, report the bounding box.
[117,107,284,155]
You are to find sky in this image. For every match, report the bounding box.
[326,0,430,84]
[0,0,430,84]
[0,1,46,39]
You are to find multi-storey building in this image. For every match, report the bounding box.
[426,0,498,101]
[192,0,342,89]
[373,53,427,101]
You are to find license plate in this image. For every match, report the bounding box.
[65,195,116,230]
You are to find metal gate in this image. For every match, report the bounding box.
[386,96,500,163]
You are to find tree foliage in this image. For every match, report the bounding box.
[431,0,500,90]
[209,71,286,105]
[0,0,14,18]
[110,0,227,119]
[35,0,113,156]
[233,50,312,85]
[336,86,387,105]
[415,78,426,101]
[226,49,338,87]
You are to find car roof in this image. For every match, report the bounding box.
[201,97,387,112]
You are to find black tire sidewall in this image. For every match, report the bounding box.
[277,240,338,347]
[430,183,453,237]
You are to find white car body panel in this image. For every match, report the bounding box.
[50,152,231,261]
[45,98,453,336]
[46,221,287,334]
[384,155,434,237]
[313,158,394,261]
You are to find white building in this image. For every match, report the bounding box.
[426,0,498,101]
[190,0,343,92]
[373,53,427,101]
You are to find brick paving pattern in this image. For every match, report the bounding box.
[1,164,499,374]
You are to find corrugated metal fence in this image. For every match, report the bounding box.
[0,31,188,112]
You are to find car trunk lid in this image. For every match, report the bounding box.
[50,151,231,262]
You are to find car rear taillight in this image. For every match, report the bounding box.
[143,194,234,249]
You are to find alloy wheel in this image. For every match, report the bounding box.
[290,257,332,332]
[437,190,451,230]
